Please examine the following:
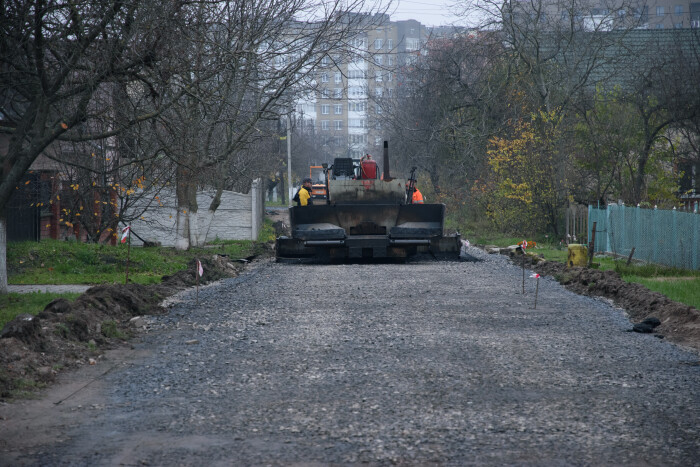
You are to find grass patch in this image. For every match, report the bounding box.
[464,228,700,310]
[7,236,260,286]
[623,276,700,310]
[541,250,700,309]
[257,218,277,243]
[101,320,127,339]
[4,221,277,329]
[0,292,80,329]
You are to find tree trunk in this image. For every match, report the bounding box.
[279,173,286,205]
[632,142,653,205]
[0,216,7,294]
[175,165,193,250]
[174,209,189,250]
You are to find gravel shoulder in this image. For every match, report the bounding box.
[1,247,698,465]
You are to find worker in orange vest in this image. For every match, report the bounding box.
[406,181,424,204]
[412,184,424,204]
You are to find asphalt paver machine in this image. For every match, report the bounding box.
[276,142,462,262]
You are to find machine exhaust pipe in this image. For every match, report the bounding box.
[382,140,392,181]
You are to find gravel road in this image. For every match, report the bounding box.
[2,246,699,465]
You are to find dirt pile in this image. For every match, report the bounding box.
[0,254,253,399]
[520,254,700,353]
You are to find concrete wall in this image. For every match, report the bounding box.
[127,179,264,246]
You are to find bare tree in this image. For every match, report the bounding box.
[382,31,510,194]
[146,1,390,249]
[0,0,191,292]
[0,0,393,290]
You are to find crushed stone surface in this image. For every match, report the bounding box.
[2,247,699,465]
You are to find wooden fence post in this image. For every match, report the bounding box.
[588,221,597,267]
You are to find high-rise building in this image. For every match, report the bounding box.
[295,14,434,163]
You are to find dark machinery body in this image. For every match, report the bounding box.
[276,143,462,262]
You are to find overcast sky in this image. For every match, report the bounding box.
[386,0,467,27]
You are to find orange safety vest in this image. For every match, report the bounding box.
[412,188,424,204]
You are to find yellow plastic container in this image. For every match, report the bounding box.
[567,244,588,268]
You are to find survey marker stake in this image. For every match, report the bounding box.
[121,225,132,284]
[530,273,540,309]
[521,239,528,294]
[196,259,203,304]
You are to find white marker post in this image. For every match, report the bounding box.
[521,240,528,294]
[121,225,131,284]
[530,273,540,309]
[196,259,203,304]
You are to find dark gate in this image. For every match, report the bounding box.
[6,172,41,242]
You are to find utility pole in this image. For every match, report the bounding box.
[287,113,292,207]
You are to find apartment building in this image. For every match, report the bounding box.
[523,0,700,30]
[635,0,700,28]
[296,14,431,163]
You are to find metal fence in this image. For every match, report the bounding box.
[588,204,700,270]
[565,204,589,244]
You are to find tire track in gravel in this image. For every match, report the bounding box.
[2,249,699,465]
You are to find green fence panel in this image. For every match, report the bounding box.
[588,204,700,270]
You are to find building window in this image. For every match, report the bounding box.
[334,104,343,114]
[352,37,367,49]
[655,23,664,28]
[321,88,330,98]
[321,56,330,66]
[321,104,330,115]
[350,87,366,98]
[375,87,383,97]
[334,120,343,130]
[674,5,683,15]
[374,55,383,65]
[656,6,664,16]
[406,38,420,50]
[334,72,342,84]
[321,120,329,130]
[387,72,393,82]
[387,55,393,66]
[350,134,367,144]
[387,88,394,97]
[634,6,649,22]
[674,22,683,27]
[375,72,382,82]
[376,105,382,114]
[387,39,393,49]
[321,72,329,83]
[349,101,366,112]
[334,88,342,99]
[375,39,383,49]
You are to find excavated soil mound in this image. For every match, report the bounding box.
[524,255,700,353]
[0,253,255,399]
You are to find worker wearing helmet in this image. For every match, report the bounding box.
[294,177,314,206]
